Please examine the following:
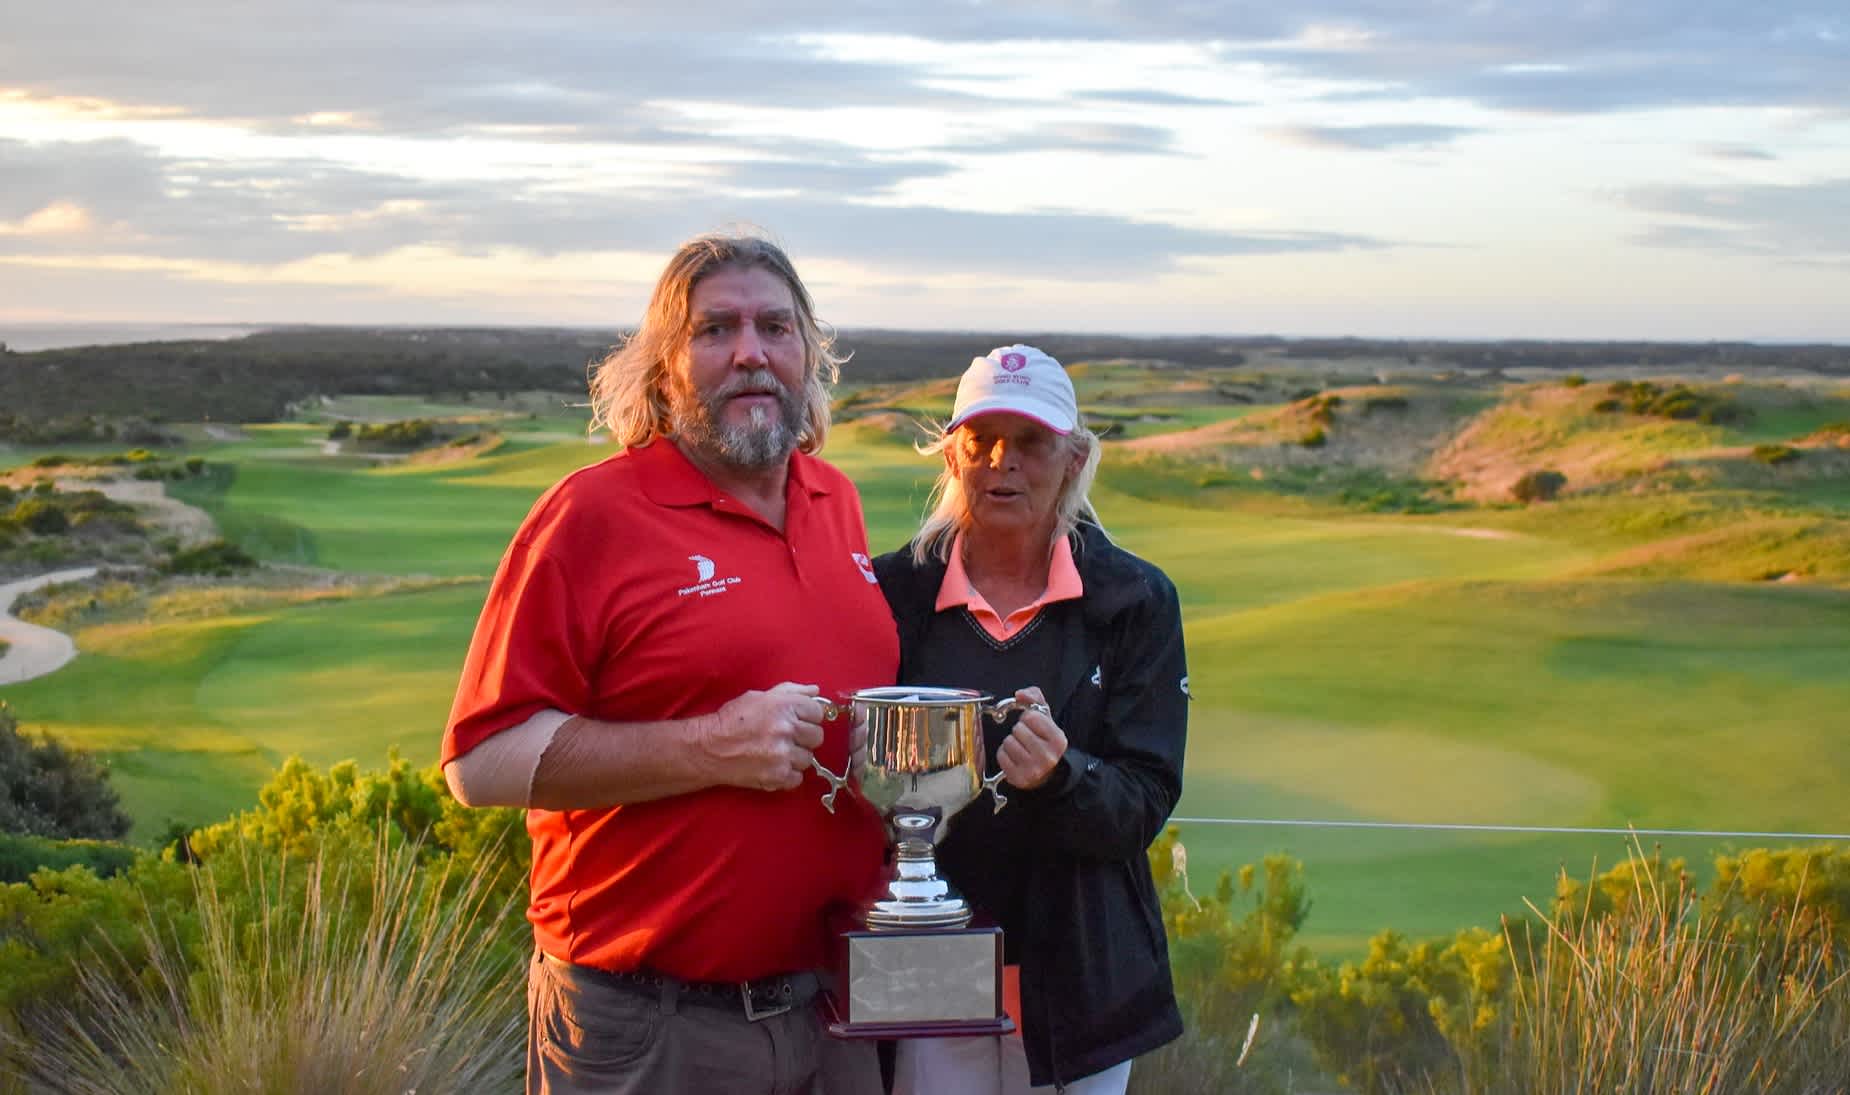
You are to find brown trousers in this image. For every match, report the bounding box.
[527,952,882,1095]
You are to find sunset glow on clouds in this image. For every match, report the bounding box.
[2,3,1847,339]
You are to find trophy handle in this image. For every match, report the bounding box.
[813,699,850,813]
[980,694,1049,813]
[981,767,1010,813]
[985,696,1051,723]
[812,757,850,814]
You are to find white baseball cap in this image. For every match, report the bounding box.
[946,345,1077,435]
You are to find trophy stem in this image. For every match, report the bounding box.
[863,827,973,930]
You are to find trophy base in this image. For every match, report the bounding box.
[822,917,1013,1038]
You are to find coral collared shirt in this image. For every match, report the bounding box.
[935,532,1085,641]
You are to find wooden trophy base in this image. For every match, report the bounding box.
[820,912,1015,1039]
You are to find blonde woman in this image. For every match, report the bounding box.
[874,346,1189,1094]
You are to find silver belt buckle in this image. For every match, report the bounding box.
[740,979,794,1022]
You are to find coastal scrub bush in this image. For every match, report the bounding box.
[0,705,132,841]
[11,499,69,536]
[1510,469,1567,503]
[0,833,138,884]
[1132,829,1319,1093]
[1604,380,1747,425]
[161,538,257,576]
[1360,394,1408,414]
[1753,443,1801,465]
[355,418,439,449]
[1299,427,1328,448]
[0,754,529,1086]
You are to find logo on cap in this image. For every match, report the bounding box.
[999,352,1027,372]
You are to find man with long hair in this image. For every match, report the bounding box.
[445,233,894,1094]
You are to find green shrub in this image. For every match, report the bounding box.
[1137,830,1319,1092]
[1510,469,1567,503]
[1562,374,1586,388]
[1752,443,1801,466]
[11,499,70,535]
[1360,395,1408,414]
[1591,397,1622,413]
[29,455,70,468]
[1299,427,1327,448]
[0,704,133,840]
[161,539,257,576]
[0,833,139,884]
[326,421,352,440]
[183,457,205,475]
[355,419,439,449]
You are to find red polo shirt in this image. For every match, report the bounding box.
[445,440,896,981]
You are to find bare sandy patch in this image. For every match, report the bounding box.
[52,476,219,547]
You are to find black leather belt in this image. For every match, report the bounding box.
[543,953,819,1022]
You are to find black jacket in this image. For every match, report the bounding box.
[874,522,1188,1087]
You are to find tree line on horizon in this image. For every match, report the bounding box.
[4,327,1848,429]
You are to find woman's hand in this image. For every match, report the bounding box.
[998,686,1068,790]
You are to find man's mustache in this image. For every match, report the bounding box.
[712,369,790,401]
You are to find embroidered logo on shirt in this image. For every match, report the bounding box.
[851,552,878,584]
[1090,665,1103,688]
[679,553,741,598]
[1180,675,1192,700]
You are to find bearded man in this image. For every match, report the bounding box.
[444,234,896,1095]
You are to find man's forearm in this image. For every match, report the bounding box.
[529,713,723,810]
[446,683,830,810]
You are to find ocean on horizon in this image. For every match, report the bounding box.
[0,322,267,353]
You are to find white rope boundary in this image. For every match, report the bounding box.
[1170,817,1850,842]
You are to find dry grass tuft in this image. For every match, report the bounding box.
[11,833,525,1094]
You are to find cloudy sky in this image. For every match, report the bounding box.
[3,2,1848,340]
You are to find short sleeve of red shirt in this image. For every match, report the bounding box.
[445,486,599,764]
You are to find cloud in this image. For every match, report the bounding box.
[0,137,1389,277]
[1268,123,1478,151]
[938,122,1180,156]
[1626,178,1850,258]
[1071,88,1247,108]
[1701,144,1778,162]
[9,2,1847,140]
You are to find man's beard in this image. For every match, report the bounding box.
[669,367,807,469]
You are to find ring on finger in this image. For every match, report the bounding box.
[1028,702,1050,717]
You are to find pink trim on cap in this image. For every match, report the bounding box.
[945,402,1073,435]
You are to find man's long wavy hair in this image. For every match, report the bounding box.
[909,418,1106,565]
[588,234,843,452]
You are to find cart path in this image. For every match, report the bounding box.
[0,567,99,686]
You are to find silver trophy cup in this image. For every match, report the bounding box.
[812,685,1038,1034]
[813,686,1039,927]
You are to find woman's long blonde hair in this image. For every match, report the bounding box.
[909,417,1106,565]
[588,233,844,452]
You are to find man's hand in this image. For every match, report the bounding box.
[998,686,1068,790]
[695,682,832,792]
